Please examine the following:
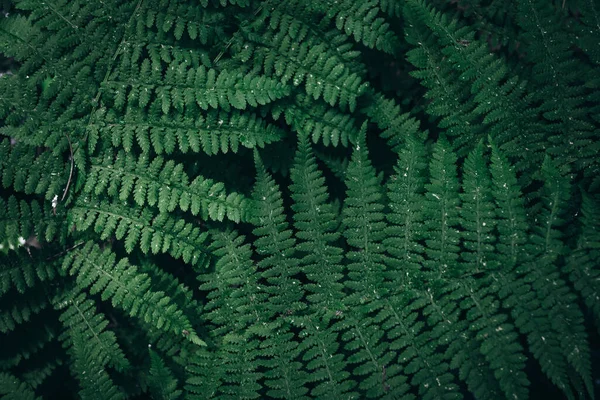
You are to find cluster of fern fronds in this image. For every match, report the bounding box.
[0,0,599,399]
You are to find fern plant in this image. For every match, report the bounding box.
[0,0,599,399]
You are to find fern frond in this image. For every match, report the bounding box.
[0,321,58,371]
[289,132,355,397]
[53,288,130,372]
[70,198,210,265]
[382,290,462,400]
[403,13,483,157]
[0,0,598,398]
[422,137,460,279]
[488,140,528,269]
[421,140,526,399]
[199,228,265,332]
[295,315,358,399]
[417,280,504,400]
[147,349,182,400]
[0,196,64,250]
[456,278,530,399]
[383,135,464,399]
[0,14,42,64]
[566,190,600,332]
[252,153,304,317]
[459,142,497,273]
[0,139,67,200]
[251,153,308,398]
[105,62,291,114]
[0,287,48,333]
[185,349,222,399]
[384,132,427,286]
[520,157,594,397]
[441,311,504,400]
[314,150,349,182]
[489,143,575,399]
[310,0,401,54]
[0,249,59,295]
[62,242,205,346]
[92,108,284,155]
[20,356,63,390]
[85,149,250,222]
[70,329,125,400]
[576,0,600,65]
[361,91,421,152]
[290,132,345,314]
[139,260,202,324]
[0,372,40,400]
[192,228,264,399]
[245,0,366,73]
[405,0,544,175]
[241,4,369,112]
[276,93,360,147]
[342,126,387,298]
[336,127,412,398]
[137,2,228,45]
[516,0,599,175]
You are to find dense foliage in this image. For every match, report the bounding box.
[0,0,599,398]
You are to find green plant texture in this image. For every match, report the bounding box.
[0,0,599,398]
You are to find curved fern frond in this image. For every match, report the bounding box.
[85,149,251,223]
[20,356,63,390]
[405,0,543,176]
[310,0,401,54]
[516,0,599,176]
[240,5,369,112]
[0,320,58,371]
[69,198,210,265]
[361,91,421,152]
[276,93,360,147]
[139,260,202,324]
[137,2,228,45]
[403,12,483,157]
[62,242,205,346]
